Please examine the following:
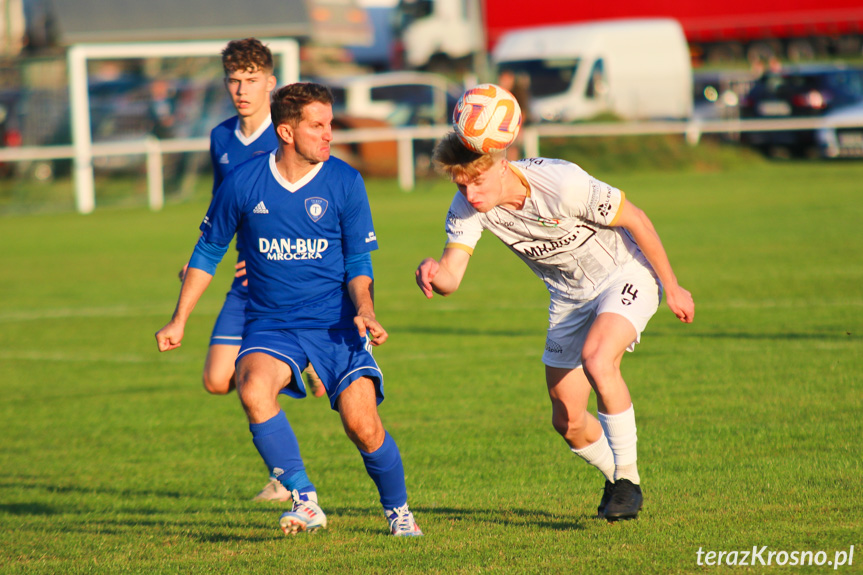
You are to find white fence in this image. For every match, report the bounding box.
[1,115,862,213]
[65,40,300,214]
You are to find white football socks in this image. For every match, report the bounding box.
[571,432,615,483]
[598,405,641,485]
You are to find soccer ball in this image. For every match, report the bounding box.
[452,83,522,154]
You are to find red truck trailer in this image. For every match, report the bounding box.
[396,0,863,67]
[486,0,863,64]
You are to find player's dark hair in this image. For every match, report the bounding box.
[271,82,334,129]
[222,38,273,74]
[433,132,502,180]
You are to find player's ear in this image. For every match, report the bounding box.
[266,75,277,92]
[276,122,293,144]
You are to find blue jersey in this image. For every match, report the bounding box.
[209,115,279,195]
[200,152,379,332]
[209,115,279,292]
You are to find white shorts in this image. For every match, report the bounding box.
[542,262,662,369]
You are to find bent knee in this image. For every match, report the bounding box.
[202,368,235,395]
[202,375,233,395]
[344,419,384,452]
[581,352,620,384]
[236,376,264,403]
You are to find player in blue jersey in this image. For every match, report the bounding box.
[179,39,323,503]
[156,82,422,537]
[195,38,277,399]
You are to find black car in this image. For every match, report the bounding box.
[739,65,863,158]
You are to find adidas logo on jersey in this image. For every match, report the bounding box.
[219,153,230,164]
[253,201,269,214]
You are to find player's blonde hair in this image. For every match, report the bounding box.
[433,132,505,180]
[222,38,273,74]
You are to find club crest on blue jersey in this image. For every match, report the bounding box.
[305,198,328,222]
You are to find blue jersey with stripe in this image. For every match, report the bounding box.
[209,115,278,195]
[209,115,279,290]
[200,152,379,332]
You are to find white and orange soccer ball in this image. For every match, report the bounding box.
[452,83,522,154]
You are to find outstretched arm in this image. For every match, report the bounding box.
[155,267,214,351]
[415,247,472,299]
[613,200,694,323]
[157,234,228,351]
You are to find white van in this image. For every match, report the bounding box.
[492,18,693,122]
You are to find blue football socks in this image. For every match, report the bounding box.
[359,431,408,510]
[250,410,315,494]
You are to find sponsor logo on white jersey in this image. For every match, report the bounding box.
[219,153,230,164]
[512,225,596,260]
[259,237,329,260]
[253,201,269,214]
[588,178,617,221]
[446,210,459,227]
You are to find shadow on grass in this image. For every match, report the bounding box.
[3,384,185,404]
[1,478,588,539]
[689,331,854,341]
[390,326,538,338]
[649,328,854,341]
[0,476,187,501]
[0,502,57,516]
[416,505,587,532]
[321,504,587,533]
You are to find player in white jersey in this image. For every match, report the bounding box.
[416,132,694,521]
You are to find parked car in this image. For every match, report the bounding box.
[326,71,461,127]
[814,100,863,158]
[323,71,462,176]
[692,70,755,123]
[739,64,863,158]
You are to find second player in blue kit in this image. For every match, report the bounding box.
[157,82,422,537]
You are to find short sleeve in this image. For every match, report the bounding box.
[444,192,484,254]
[558,165,625,226]
[340,171,378,254]
[200,173,241,247]
[209,140,223,197]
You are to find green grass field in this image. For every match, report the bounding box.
[0,159,861,574]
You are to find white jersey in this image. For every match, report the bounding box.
[445,157,652,301]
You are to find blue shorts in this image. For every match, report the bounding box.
[209,281,248,346]
[237,328,383,411]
